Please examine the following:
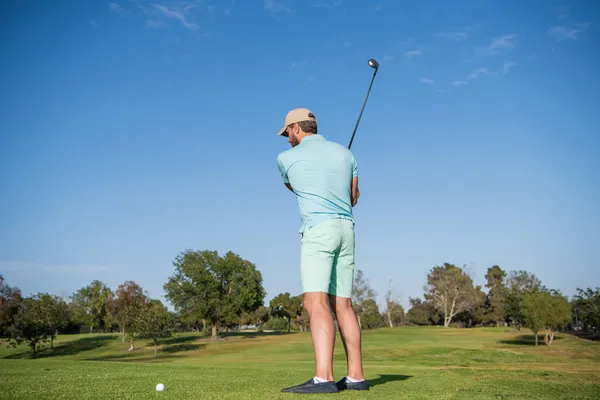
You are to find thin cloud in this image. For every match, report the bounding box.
[153,4,200,30]
[433,31,468,41]
[489,34,519,52]
[420,78,434,85]
[404,50,422,58]
[90,20,100,28]
[503,61,515,74]
[467,67,492,80]
[450,80,468,87]
[265,0,294,16]
[547,23,591,41]
[110,2,128,16]
[375,4,383,11]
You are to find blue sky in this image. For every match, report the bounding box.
[1,0,598,311]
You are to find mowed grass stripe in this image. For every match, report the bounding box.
[1,327,599,399]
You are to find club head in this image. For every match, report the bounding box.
[368,59,379,69]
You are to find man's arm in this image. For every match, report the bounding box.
[351,176,360,207]
[277,154,294,193]
[350,154,359,207]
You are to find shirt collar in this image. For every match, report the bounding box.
[300,134,324,144]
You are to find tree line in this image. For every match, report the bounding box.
[1,250,599,359]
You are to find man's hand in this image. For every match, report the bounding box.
[351,177,359,207]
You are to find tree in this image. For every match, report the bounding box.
[424,263,476,327]
[251,306,271,332]
[542,290,572,346]
[407,297,433,325]
[573,287,600,338]
[360,299,386,329]
[37,293,70,349]
[351,269,377,329]
[521,289,546,346]
[384,281,405,327]
[8,295,54,359]
[109,281,149,349]
[485,265,507,327]
[454,285,487,328]
[504,270,543,330]
[0,275,23,338]
[136,299,176,356]
[270,292,304,333]
[163,249,266,339]
[70,280,113,333]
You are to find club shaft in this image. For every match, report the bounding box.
[348,68,378,149]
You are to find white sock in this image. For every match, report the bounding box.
[346,376,365,383]
[313,376,329,383]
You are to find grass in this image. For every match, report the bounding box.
[0,327,599,399]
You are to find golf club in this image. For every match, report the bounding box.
[348,58,379,149]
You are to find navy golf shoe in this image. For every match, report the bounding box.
[335,376,370,391]
[281,378,339,394]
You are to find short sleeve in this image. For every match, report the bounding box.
[277,154,290,184]
[351,155,358,177]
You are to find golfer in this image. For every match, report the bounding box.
[276,108,369,394]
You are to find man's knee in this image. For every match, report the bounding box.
[304,292,331,314]
[328,295,353,315]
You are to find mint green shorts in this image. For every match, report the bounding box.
[300,218,355,298]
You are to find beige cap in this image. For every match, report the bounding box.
[277,108,317,137]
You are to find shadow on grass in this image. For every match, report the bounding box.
[162,343,206,353]
[367,374,412,388]
[160,335,205,345]
[3,335,114,360]
[86,353,186,363]
[499,335,564,346]
[220,331,298,339]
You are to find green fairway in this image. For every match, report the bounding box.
[1,327,599,399]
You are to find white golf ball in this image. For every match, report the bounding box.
[156,383,165,392]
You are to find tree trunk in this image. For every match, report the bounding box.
[287,318,291,333]
[534,332,538,346]
[357,315,362,330]
[51,336,55,349]
[202,319,207,332]
[121,327,126,343]
[444,316,451,327]
[387,311,393,328]
[154,339,158,356]
[31,342,37,359]
[90,326,93,334]
[211,322,218,339]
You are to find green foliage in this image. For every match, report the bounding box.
[504,270,543,330]
[70,280,113,334]
[406,297,438,326]
[360,299,386,329]
[36,293,70,348]
[269,292,304,332]
[424,263,477,327]
[8,294,56,359]
[136,300,177,355]
[384,280,405,327]
[485,265,507,326]
[0,274,23,338]
[351,269,377,329]
[109,281,149,347]
[163,249,266,338]
[572,287,600,338]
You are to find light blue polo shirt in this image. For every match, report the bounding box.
[276,134,358,234]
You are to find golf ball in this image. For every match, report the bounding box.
[156,383,165,392]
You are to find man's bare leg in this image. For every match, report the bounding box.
[329,294,364,380]
[303,291,336,381]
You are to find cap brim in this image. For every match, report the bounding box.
[277,126,288,137]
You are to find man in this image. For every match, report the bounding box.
[276,108,369,394]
